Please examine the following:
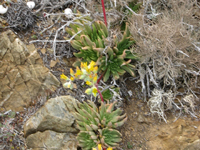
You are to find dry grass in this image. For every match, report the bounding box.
[128,0,200,121]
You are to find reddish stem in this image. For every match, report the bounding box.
[97,70,107,84]
[95,84,104,102]
[97,73,103,84]
[101,0,107,26]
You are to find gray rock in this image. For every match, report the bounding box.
[24,96,79,138]
[0,30,60,112]
[26,130,78,150]
[137,114,149,124]
[184,139,200,150]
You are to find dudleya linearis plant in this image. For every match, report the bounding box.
[61,61,127,150]
[72,100,127,150]
[65,19,138,82]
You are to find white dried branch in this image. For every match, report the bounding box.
[185,69,200,76]
[182,94,196,112]
[146,73,151,97]
[192,43,200,52]
[123,2,144,16]
[177,50,189,57]
[148,89,174,123]
[52,14,90,59]
[195,0,200,8]
[147,65,159,87]
[72,0,90,13]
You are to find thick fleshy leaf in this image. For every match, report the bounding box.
[114,117,128,128]
[103,67,110,82]
[121,65,135,77]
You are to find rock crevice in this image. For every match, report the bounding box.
[0,30,60,112]
[24,96,79,150]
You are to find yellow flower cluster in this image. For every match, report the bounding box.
[60,61,99,97]
[93,144,112,150]
[60,73,74,89]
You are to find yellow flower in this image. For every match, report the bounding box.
[85,88,92,95]
[93,75,98,83]
[89,74,93,79]
[93,66,98,73]
[89,61,96,68]
[81,61,91,73]
[86,81,92,86]
[81,62,88,69]
[80,67,86,75]
[93,144,112,150]
[63,81,73,89]
[98,144,102,150]
[88,61,96,71]
[86,68,90,73]
[60,73,68,80]
[92,87,98,97]
[70,68,74,76]
[75,67,82,77]
[70,76,74,81]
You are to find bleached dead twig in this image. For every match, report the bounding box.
[123,2,144,16]
[52,14,90,59]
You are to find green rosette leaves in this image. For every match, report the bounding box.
[73,101,127,150]
[66,16,139,82]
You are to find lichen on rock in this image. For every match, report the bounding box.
[0,30,60,112]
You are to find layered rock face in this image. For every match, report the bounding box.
[0,30,60,112]
[26,130,77,150]
[24,96,78,150]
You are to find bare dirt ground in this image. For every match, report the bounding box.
[119,81,200,150]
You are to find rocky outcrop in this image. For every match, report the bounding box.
[24,96,78,137]
[24,96,79,149]
[26,130,77,150]
[0,30,60,112]
[184,139,200,150]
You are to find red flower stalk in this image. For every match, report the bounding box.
[101,0,107,26]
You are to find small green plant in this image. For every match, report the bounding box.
[73,100,127,150]
[101,87,120,103]
[61,61,127,150]
[0,111,18,149]
[128,2,142,13]
[31,35,37,39]
[127,142,133,149]
[121,1,142,31]
[66,20,138,82]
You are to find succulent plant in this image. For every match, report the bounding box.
[61,61,99,97]
[73,100,127,150]
[65,19,138,82]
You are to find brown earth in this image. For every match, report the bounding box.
[119,81,200,150]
